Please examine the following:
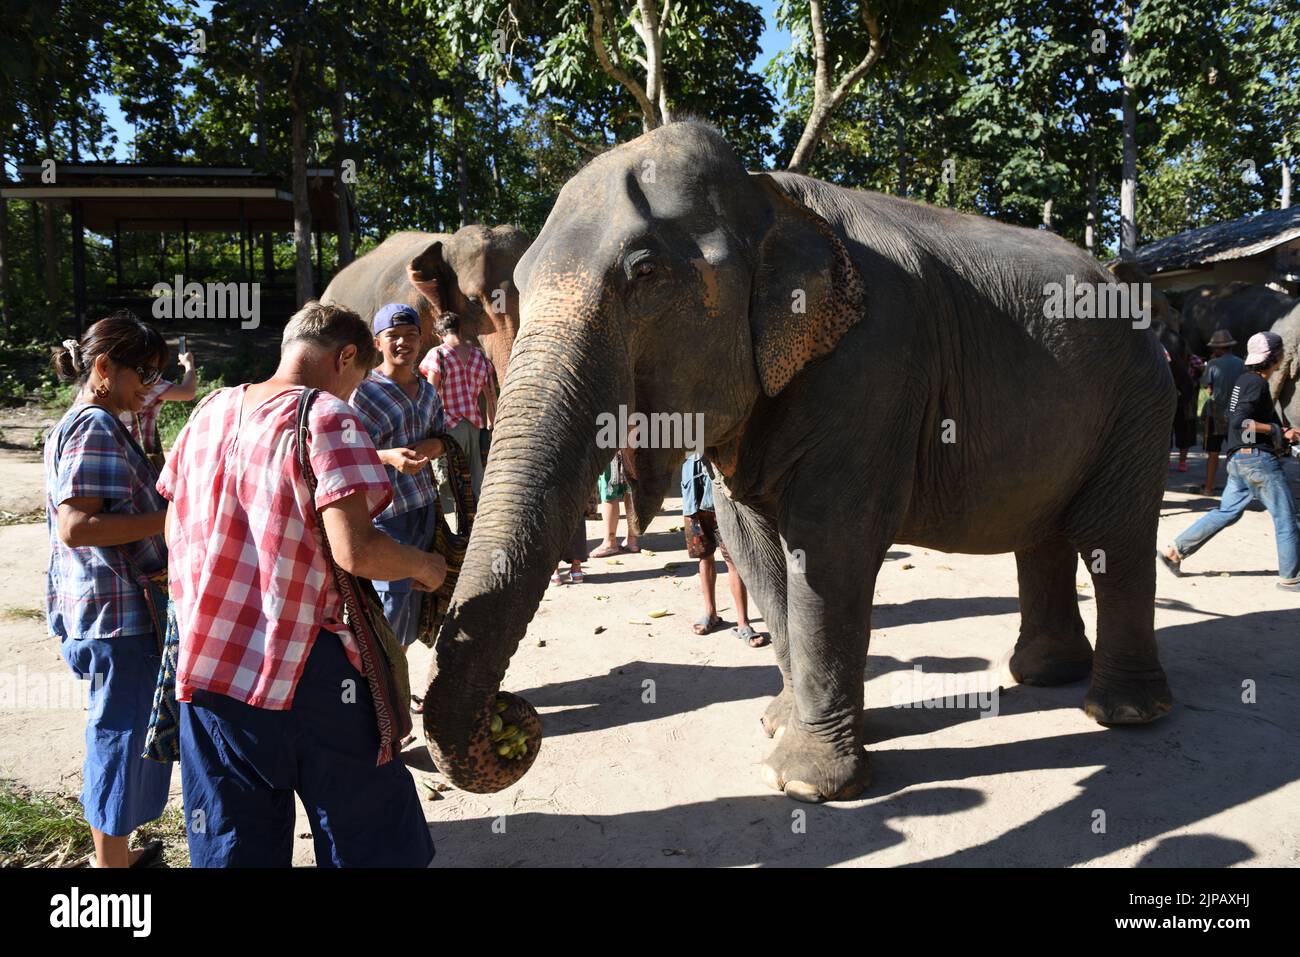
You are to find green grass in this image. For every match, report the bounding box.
[0,606,45,623]
[0,780,190,868]
[0,781,94,866]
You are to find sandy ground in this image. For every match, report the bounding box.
[1,442,1297,867]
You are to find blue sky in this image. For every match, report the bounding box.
[92,1,793,160]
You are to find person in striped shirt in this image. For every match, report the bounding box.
[350,303,445,666]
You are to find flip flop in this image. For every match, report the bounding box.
[733,625,769,648]
[410,694,424,715]
[693,614,722,635]
[589,543,621,558]
[550,570,565,585]
[1157,549,1184,578]
[621,541,641,553]
[569,568,584,584]
[130,839,165,869]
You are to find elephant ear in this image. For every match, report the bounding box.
[407,240,448,313]
[748,173,867,397]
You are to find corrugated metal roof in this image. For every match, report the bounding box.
[1134,205,1300,273]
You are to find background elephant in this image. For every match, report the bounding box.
[1271,302,1300,428]
[322,223,531,379]
[421,121,1175,803]
[1176,282,1296,359]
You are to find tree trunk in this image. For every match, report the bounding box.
[894,110,907,197]
[290,79,314,306]
[1086,156,1099,253]
[1282,158,1292,209]
[332,48,353,268]
[1042,198,1054,232]
[452,86,470,226]
[1119,2,1138,259]
[254,32,267,166]
[0,127,9,332]
[787,1,885,174]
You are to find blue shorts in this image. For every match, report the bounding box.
[373,505,438,647]
[179,629,434,868]
[60,633,172,836]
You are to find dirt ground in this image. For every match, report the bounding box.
[2,420,1297,867]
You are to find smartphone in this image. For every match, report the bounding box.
[178,335,187,356]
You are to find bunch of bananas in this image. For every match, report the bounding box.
[490,697,528,759]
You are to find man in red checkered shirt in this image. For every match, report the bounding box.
[419,311,497,518]
[159,301,445,868]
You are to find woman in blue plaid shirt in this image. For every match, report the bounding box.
[45,312,173,868]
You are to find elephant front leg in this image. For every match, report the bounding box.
[713,497,794,738]
[760,513,879,803]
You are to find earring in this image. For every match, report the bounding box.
[93,380,111,399]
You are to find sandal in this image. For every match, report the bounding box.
[550,570,566,585]
[130,839,165,869]
[569,568,584,584]
[410,694,424,715]
[621,540,641,553]
[1157,548,1184,578]
[589,543,621,558]
[733,625,770,648]
[692,614,722,635]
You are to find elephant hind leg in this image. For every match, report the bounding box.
[1068,459,1173,725]
[1010,537,1094,686]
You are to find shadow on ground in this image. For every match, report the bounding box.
[428,603,1298,866]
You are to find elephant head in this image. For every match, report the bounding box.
[421,121,866,793]
[406,223,531,379]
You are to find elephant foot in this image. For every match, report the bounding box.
[760,687,794,739]
[759,722,870,803]
[1009,629,1094,686]
[1083,668,1173,725]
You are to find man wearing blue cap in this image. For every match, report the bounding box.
[350,303,446,694]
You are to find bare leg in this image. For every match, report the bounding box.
[724,558,750,628]
[92,829,134,868]
[693,557,719,634]
[590,501,620,556]
[1203,451,1219,495]
[621,492,638,549]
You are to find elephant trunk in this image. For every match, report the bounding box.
[422,303,621,793]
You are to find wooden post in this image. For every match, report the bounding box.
[183,219,190,279]
[113,219,123,289]
[239,201,248,278]
[263,231,274,283]
[71,199,87,331]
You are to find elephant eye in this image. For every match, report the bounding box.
[625,249,657,281]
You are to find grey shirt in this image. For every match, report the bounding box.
[1205,353,1246,430]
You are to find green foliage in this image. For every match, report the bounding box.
[1,0,1297,341]
[157,374,224,451]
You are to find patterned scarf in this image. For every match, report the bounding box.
[296,388,411,765]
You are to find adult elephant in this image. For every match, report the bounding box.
[321,223,531,379]
[1178,282,1295,359]
[1271,302,1300,427]
[422,121,1175,803]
